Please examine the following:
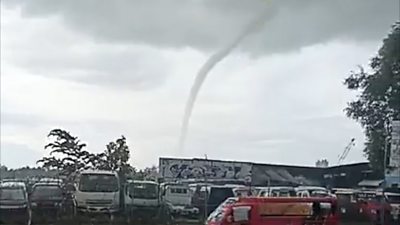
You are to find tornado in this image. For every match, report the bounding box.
[178,10,270,153]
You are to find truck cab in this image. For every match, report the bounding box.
[124,180,171,224]
[161,183,199,218]
[74,170,120,221]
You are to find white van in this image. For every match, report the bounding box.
[74,170,120,215]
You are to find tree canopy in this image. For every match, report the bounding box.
[344,22,400,171]
[37,129,134,179]
[96,136,133,175]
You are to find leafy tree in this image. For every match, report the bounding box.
[315,159,329,168]
[344,22,400,171]
[37,129,95,177]
[96,136,133,175]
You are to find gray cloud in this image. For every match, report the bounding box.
[1,112,47,127]
[6,0,399,54]
[0,143,43,168]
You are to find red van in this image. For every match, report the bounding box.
[206,197,338,225]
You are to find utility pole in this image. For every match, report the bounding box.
[380,136,389,225]
[204,154,208,221]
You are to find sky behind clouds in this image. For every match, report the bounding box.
[1,0,399,168]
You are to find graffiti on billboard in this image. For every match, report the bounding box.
[159,158,252,181]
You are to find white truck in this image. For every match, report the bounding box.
[74,170,120,223]
[124,180,171,224]
[161,183,199,219]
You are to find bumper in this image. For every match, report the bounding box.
[77,205,119,214]
[171,207,199,216]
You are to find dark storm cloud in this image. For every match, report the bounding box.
[6,0,399,54]
[5,42,171,89]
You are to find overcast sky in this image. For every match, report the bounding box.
[1,0,399,169]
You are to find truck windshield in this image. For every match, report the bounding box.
[31,186,63,200]
[79,174,119,192]
[386,195,400,204]
[129,183,158,199]
[0,188,25,201]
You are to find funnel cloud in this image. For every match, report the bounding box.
[178,10,270,153]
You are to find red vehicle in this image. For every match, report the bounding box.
[206,197,338,225]
[355,191,394,224]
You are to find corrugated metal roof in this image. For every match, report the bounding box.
[358,179,384,187]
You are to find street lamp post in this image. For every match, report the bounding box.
[204,154,208,221]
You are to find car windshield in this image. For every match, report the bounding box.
[0,188,25,201]
[79,174,119,192]
[170,187,188,194]
[129,183,158,199]
[31,185,63,200]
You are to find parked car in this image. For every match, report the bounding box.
[0,182,31,225]
[30,182,64,223]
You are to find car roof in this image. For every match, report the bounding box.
[33,182,62,188]
[80,170,118,175]
[127,180,158,185]
[0,182,26,189]
[296,186,327,191]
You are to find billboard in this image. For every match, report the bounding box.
[159,158,252,182]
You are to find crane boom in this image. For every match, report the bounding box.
[337,138,356,165]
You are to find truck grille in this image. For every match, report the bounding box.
[86,200,113,206]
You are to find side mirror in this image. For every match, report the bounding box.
[232,206,251,222]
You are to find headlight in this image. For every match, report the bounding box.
[31,202,37,207]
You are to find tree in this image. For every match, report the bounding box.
[37,129,95,177]
[96,136,133,175]
[315,159,329,168]
[344,22,400,171]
